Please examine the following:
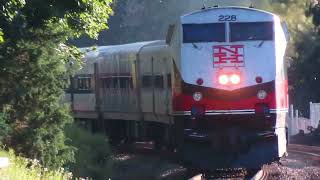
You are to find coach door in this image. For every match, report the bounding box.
[153,56,167,117]
[139,52,153,115]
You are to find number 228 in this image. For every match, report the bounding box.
[218,15,237,21]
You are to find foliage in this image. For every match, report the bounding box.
[0,0,113,169]
[252,0,320,114]
[0,29,3,43]
[279,0,320,113]
[65,124,113,180]
[0,112,11,145]
[0,149,72,179]
[73,0,313,48]
[261,0,320,115]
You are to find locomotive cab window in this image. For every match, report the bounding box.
[230,22,274,42]
[183,23,225,43]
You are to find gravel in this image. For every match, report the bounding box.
[111,153,187,180]
[111,143,320,180]
[111,153,320,180]
[265,162,320,180]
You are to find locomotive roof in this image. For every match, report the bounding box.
[182,6,277,18]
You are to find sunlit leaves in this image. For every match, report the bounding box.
[0,0,25,21]
[65,0,113,39]
[0,29,3,43]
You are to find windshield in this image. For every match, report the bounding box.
[230,22,274,42]
[183,23,225,43]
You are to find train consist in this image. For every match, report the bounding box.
[64,6,290,169]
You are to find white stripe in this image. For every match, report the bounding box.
[174,109,288,115]
[206,112,255,115]
[270,109,288,111]
[206,109,255,113]
[270,109,288,113]
[173,111,191,116]
[257,131,275,136]
[270,110,288,112]
[188,134,207,138]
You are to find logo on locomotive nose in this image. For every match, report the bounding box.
[213,45,244,67]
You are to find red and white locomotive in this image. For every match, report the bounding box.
[64,6,289,169]
[170,6,289,168]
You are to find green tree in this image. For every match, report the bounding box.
[279,0,320,113]
[0,0,113,169]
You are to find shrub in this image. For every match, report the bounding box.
[0,149,72,179]
[65,124,113,179]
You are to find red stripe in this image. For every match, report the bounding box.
[173,91,276,111]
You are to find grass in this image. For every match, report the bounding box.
[0,149,72,180]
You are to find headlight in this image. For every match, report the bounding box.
[218,74,229,85]
[257,90,267,100]
[230,74,241,85]
[193,92,202,101]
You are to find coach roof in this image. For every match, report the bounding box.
[97,40,165,55]
[80,40,165,60]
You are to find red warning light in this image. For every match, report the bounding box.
[196,78,204,85]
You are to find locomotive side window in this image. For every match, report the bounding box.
[230,22,274,42]
[182,23,225,43]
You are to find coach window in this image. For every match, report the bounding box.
[154,75,164,89]
[101,77,118,89]
[101,78,111,88]
[230,22,274,42]
[77,76,91,90]
[182,23,225,43]
[119,77,133,89]
[142,75,153,88]
[167,74,172,88]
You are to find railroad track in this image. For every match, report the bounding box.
[130,143,320,179]
[114,141,320,180]
[286,143,320,167]
[188,168,269,180]
[250,169,268,180]
[288,144,320,157]
[118,141,276,179]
